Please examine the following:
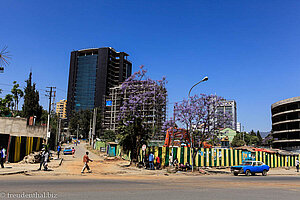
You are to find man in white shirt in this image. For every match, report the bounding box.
[296,158,299,173]
[0,146,6,168]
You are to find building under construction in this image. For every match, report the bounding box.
[103,82,167,140]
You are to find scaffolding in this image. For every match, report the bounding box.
[103,82,167,140]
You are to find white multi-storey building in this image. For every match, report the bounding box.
[217,100,237,131]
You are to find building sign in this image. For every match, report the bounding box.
[100,147,106,152]
[106,100,112,106]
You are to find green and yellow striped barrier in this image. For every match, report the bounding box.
[139,147,300,168]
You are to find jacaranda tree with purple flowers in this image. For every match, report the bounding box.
[174,94,231,164]
[117,66,167,163]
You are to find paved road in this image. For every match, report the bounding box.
[0,175,299,200]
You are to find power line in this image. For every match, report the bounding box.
[45,87,56,114]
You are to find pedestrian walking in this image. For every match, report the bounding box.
[43,150,49,171]
[173,158,179,168]
[38,148,45,170]
[81,152,93,173]
[72,147,76,158]
[155,155,161,169]
[57,144,61,159]
[0,146,6,168]
[296,158,299,172]
[149,152,154,170]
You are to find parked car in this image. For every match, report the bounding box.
[63,147,73,155]
[231,161,270,176]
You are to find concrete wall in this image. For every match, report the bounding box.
[0,117,46,138]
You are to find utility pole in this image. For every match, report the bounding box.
[242,126,245,142]
[77,124,79,141]
[92,108,97,149]
[89,117,92,145]
[56,118,61,147]
[170,105,176,166]
[45,86,56,145]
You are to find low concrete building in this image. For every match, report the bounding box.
[0,117,46,162]
[0,117,47,138]
[218,128,238,144]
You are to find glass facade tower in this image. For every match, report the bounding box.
[74,54,97,111]
[67,47,132,118]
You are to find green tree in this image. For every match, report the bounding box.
[22,72,43,122]
[249,136,259,146]
[0,94,14,116]
[207,135,221,146]
[257,130,262,146]
[101,130,116,142]
[40,109,48,125]
[11,81,24,111]
[262,132,274,147]
[243,133,251,145]
[250,130,256,136]
[117,117,150,162]
[231,133,246,147]
[69,109,93,139]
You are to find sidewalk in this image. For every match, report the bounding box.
[203,167,300,176]
[0,158,62,176]
[268,167,300,176]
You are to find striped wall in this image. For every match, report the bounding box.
[8,136,43,163]
[139,147,300,168]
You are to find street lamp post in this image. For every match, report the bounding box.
[77,124,79,141]
[188,76,208,172]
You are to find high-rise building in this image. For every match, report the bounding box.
[67,47,132,117]
[56,99,67,119]
[103,83,167,140]
[271,96,300,150]
[217,100,237,130]
[236,122,241,132]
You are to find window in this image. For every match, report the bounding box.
[74,54,98,111]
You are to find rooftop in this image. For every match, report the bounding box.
[271,96,300,109]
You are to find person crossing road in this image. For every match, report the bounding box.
[81,152,93,173]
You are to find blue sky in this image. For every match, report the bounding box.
[1,0,300,132]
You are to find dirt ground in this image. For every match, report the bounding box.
[23,142,173,178]
[7,142,300,180]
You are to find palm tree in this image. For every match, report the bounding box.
[0,46,11,72]
[11,81,24,111]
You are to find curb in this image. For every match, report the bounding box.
[268,174,300,176]
[206,170,231,174]
[0,170,27,176]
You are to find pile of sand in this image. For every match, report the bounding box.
[18,152,41,164]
